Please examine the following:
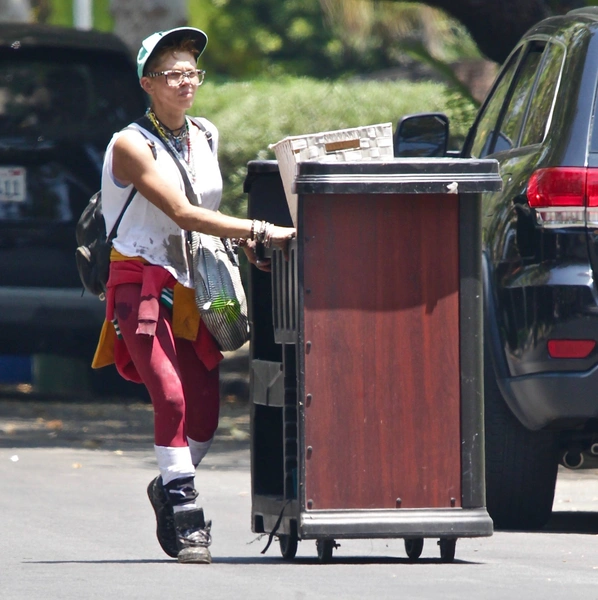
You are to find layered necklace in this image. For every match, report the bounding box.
[146,108,196,182]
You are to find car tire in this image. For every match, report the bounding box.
[484,338,559,530]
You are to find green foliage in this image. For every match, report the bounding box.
[444,91,478,150]
[39,0,112,30]
[321,1,482,63]
[44,0,70,25]
[92,0,113,31]
[193,77,477,217]
[189,0,397,79]
[189,0,482,80]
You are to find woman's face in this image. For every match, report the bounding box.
[141,50,199,114]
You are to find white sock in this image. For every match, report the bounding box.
[188,437,214,468]
[173,503,198,513]
[153,445,195,486]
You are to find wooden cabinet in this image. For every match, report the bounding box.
[246,158,500,561]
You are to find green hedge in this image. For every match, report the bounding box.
[193,77,477,217]
[46,0,113,30]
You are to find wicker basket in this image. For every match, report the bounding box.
[269,123,394,226]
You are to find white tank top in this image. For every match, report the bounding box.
[101,117,223,288]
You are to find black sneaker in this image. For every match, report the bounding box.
[147,475,178,558]
[174,508,212,564]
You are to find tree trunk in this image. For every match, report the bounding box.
[397,0,583,63]
[0,0,31,22]
[110,0,188,58]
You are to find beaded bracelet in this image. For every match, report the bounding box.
[250,219,276,245]
[263,222,274,248]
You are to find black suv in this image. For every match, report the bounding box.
[0,24,146,389]
[397,7,598,529]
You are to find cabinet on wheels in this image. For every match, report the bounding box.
[245,158,501,562]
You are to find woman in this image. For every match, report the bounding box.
[93,27,295,564]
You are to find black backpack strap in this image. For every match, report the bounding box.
[106,129,157,242]
[107,185,137,243]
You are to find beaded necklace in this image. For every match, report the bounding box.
[146,108,196,182]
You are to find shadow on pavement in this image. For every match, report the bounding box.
[25,555,482,566]
[0,397,249,453]
[541,511,598,534]
[214,556,482,566]
[0,347,250,453]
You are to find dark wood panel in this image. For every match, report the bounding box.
[302,193,461,510]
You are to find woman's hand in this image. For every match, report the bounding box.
[267,225,296,260]
[242,240,271,272]
[242,225,296,270]
[269,225,296,245]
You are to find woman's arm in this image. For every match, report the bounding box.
[112,131,294,244]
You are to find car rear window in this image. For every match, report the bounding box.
[0,47,145,140]
[590,79,598,154]
[495,43,545,152]
[519,42,565,147]
[469,48,522,158]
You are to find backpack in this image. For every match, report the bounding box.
[75,186,137,298]
[74,117,213,298]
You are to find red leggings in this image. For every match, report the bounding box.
[114,283,219,447]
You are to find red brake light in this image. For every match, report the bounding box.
[527,168,586,207]
[526,167,598,227]
[587,169,598,207]
[547,339,596,359]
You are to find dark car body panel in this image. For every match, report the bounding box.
[0,22,135,52]
[0,24,146,357]
[459,14,598,430]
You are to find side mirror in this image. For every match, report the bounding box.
[393,113,449,158]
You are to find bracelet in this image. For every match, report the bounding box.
[254,220,270,245]
[260,221,268,243]
[250,219,268,242]
[263,223,274,248]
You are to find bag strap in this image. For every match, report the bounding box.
[106,128,157,242]
[106,186,137,243]
[191,117,214,152]
[136,114,208,208]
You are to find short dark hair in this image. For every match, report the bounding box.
[145,38,199,75]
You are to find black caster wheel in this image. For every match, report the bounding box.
[438,538,457,562]
[279,533,298,560]
[404,538,424,560]
[316,538,337,563]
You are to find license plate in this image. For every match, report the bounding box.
[0,167,26,202]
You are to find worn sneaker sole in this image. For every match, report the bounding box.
[147,476,179,558]
[177,547,212,564]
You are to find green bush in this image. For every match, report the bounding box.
[193,77,477,217]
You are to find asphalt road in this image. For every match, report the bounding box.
[2,397,598,600]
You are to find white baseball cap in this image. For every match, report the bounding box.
[137,27,208,79]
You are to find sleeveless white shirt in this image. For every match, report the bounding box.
[101,117,223,288]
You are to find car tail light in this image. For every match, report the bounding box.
[527,167,598,227]
[586,169,598,225]
[547,339,596,359]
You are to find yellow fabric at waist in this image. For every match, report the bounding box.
[110,248,149,263]
[92,253,199,369]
